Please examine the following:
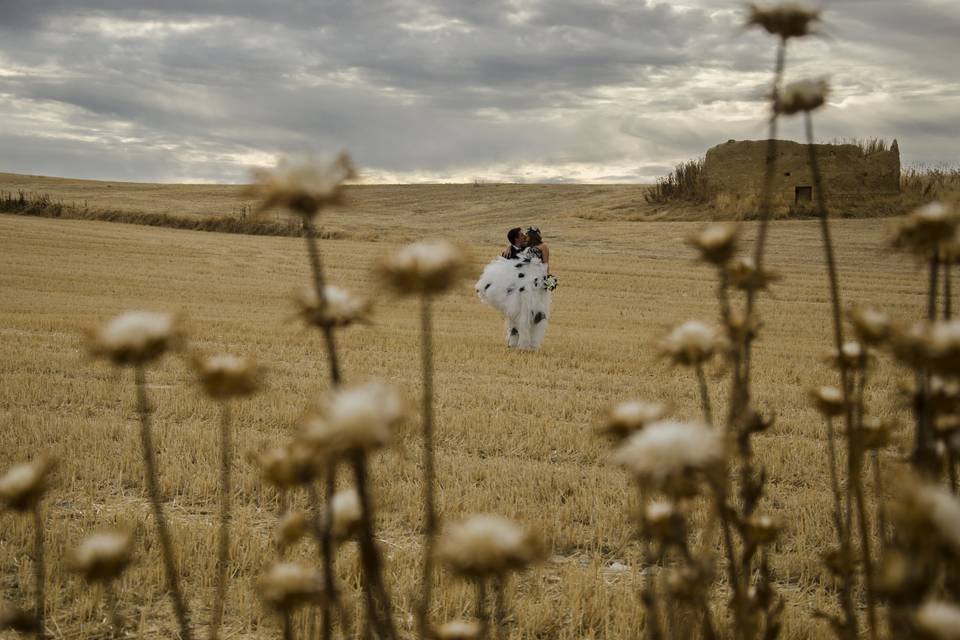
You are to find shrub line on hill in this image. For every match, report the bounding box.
[0,190,343,239]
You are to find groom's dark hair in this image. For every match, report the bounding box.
[507,227,523,244]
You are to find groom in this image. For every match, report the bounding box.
[501,227,527,347]
[501,227,527,259]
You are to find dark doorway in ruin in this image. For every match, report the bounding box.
[795,186,812,203]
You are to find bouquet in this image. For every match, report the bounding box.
[541,274,558,291]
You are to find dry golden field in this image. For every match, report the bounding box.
[0,186,939,639]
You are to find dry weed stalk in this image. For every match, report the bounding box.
[0,456,55,639]
[380,239,466,638]
[89,311,193,640]
[192,353,261,640]
[69,530,134,638]
[596,6,824,638]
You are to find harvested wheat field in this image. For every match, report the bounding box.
[0,201,936,638]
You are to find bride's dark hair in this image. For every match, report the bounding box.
[526,227,543,246]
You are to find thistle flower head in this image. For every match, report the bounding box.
[810,385,847,418]
[193,353,260,400]
[253,443,317,489]
[849,307,890,345]
[88,311,179,366]
[330,488,362,541]
[725,256,779,291]
[774,78,829,116]
[688,224,738,265]
[299,380,406,458]
[612,420,722,486]
[438,514,543,578]
[643,500,683,542]
[744,514,781,545]
[0,601,35,633]
[70,530,133,582]
[379,240,466,295]
[824,341,867,371]
[746,3,821,40]
[436,620,482,640]
[257,562,325,612]
[0,456,55,512]
[294,285,371,329]
[860,417,892,450]
[892,202,958,254]
[890,320,933,369]
[249,153,356,218]
[275,511,309,548]
[914,484,960,555]
[925,320,960,375]
[659,320,722,366]
[916,601,960,640]
[597,400,667,439]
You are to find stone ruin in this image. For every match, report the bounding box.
[703,139,901,210]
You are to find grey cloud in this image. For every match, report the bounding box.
[0,0,957,183]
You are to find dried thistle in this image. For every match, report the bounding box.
[294,284,371,328]
[438,514,543,578]
[849,307,890,346]
[0,457,55,512]
[659,320,722,366]
[70,531,133,583]
[596,400,667,439]
[298,380,406,458]
[436,619,482,640]
[725,256,780,291]
[249,153,356,218]
[860,418,892,450]
[275,511,309,548]
[257,562,326,612]
[743,514,782,546]
[915,601,960,640]
[611,420,722,486]
[892,202,958,255]
[0,601,35,633]
[253,443,317,489]
[88,311,179,366]
[193,353,260,400]
[810,385,847,418]
[329,488,362,541]
[774,78,829,115]
[746,3,821,40]
[642,500,684,543]
[824,341,868,371]
[688,224,738,265]
[379,240,466,296]
[890,320,932,369]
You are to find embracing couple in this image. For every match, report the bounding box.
[475,226,556,351]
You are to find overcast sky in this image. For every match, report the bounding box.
[0,0,956,184]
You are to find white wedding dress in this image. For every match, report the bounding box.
[475,247,552,350]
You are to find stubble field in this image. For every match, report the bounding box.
[0,187,937,638]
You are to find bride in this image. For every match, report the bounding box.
[475,227,555,351]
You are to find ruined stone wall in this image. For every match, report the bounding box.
[704,139,900,208]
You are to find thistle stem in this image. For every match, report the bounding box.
[209,402,232,640]
[493,576,507,640]
[805,111,870,640]
[351,454,397,640]
[32,504,46,640]
[945,258,953,320]
[134,365,192,640]
[475,579,489,640]
[104,581,123,639]
[308,480,340,640]
[695,362,713,426]
[741,38,786,410]
[417,295,438,640]
[302,218,342,386]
